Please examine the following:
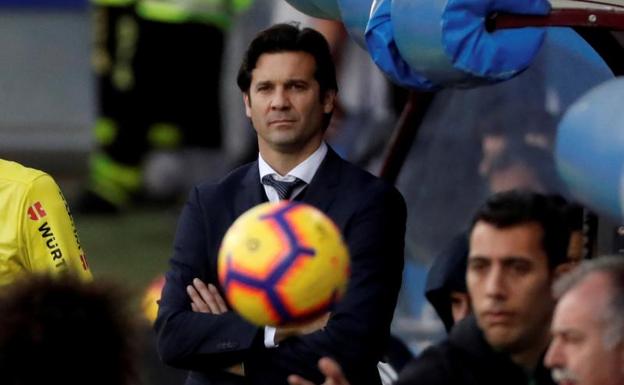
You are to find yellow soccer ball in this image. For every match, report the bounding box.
[218,201,350,326]
[142,274,165,324]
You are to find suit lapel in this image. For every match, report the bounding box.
[233,161,268,216]
[231,149,344,214]
[211,162,267,288]
[301,147,342,213]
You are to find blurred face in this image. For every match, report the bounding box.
[244,51,335,157]
[468,221,555,356]
[450,291,471,323]
[488,162,543,194]
[545,273,624,385]
[479,134,507,177]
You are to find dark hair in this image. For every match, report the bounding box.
[237,23,338,98]
[470,190,570,269]
[0,275,139,385]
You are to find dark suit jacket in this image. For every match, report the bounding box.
[397,315,556,385]
[155,147,406,385]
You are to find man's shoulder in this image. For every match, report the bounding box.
[446,316,535,385]
[194,162,255,196]
[0,160,58,208]
[397,317,503,385]
[0,159,48,186]
[332,155,403,199]
[398,327,500,385]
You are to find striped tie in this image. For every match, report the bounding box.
[261,175,305,200]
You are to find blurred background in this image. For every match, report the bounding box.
[1,0,623,383]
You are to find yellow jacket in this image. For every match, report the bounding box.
[0,159,93,286]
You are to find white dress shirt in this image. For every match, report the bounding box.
[259,141,327,201]
[257,142,328,347]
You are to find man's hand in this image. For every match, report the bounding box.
[187,278,244,375]
[187,278,228,314]
[288,357,351,385]
[275,312,330,343]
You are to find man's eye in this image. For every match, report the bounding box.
[510,261,530,274]
[468,261,487,272]
[561,332,583,344]
[290,83,307,90]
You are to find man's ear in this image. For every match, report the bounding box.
[243,93,252,118]
[322,90,336,114]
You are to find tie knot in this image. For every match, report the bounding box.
[262,175,305,200]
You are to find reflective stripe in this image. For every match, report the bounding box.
[136,0,192,23]
[232,0,252,12]
[89,153,142,206]
[147,122,183,148]
[91,177,130,206]
[93,117,118,146]
[136,0,252,27]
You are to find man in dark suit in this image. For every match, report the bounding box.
[155,23,406,385]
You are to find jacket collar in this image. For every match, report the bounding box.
[234,160,268,215]
[234,146,344,215]
[299,146,342,213]
[450,316,555,385]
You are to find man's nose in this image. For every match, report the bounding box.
[484,266,507,299]
[271,88,291,110]
[544,338,563,368]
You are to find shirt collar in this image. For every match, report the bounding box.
[258,142,327,183]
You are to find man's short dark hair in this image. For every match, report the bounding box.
[470,190,570,269]
[0,275,139,385]
[236,22,338,98]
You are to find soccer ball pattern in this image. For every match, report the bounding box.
[218,201,350,326]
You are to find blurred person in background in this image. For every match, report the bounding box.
[80,0,251,214]
[475,108,564,195]
[476,108,555,181]
[424,232,471,333]
[0,159,92,286]
[311,19,397,170]
[485,144,564,195]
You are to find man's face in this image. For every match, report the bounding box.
[545,273,624,385]
[450,291,471,324]
[244,51,335,157]
[468,221,554,354]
